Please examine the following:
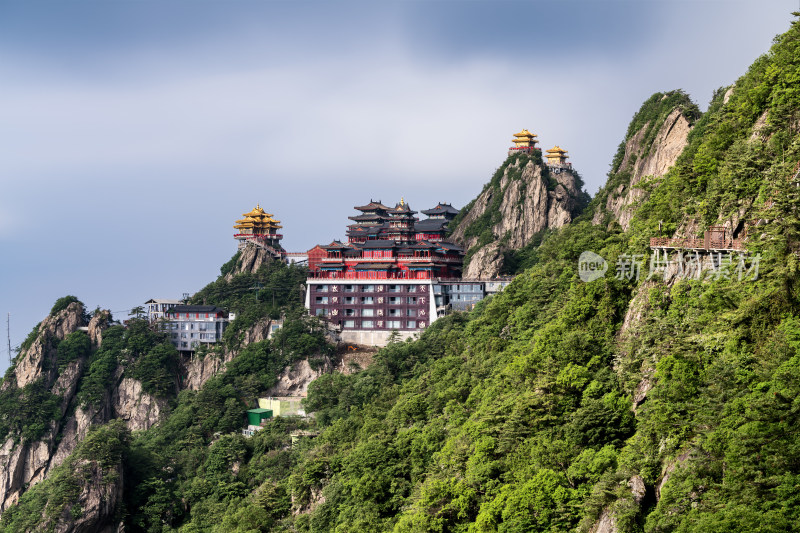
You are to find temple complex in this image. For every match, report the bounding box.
[233,204,285,258]
[305,199,470,345]
[509,128,539,154]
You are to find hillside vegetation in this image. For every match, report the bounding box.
[2,13,800,533]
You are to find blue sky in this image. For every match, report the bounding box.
[0,1,796,371]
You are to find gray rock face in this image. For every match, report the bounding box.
[225,244,273,280]
[0,304,169,516]
[112,377,165,432]
[594,108,691,230]
[87,310,111,347]
[451,159,582,278]
[590,509,617,533]
[14,302,85,389]
[52,459,124,533]
[181,316,277,391]
[266,359,331,397]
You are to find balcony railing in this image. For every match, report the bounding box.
[650,236,746,251]
[235,233,283,240]
[319,256,461,263]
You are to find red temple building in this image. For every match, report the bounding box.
[312,199,463,281]
[306,245,327,273]
[305,199,467,345]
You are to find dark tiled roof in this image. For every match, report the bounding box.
[437,242,464,252]
[361,239,397,248]
[322,241,349,249]
[388,203,418,215]
[421,203,460,216]
[354,200,391,211]
[414,219,448,231]
[348,214,387,222]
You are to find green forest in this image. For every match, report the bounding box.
[2,12,800,533]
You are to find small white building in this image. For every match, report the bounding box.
[144,298,182,322]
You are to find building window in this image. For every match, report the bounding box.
[408,285,417,293]
[388,309,401,317]
[317,285,329,292]
[343,320,355,328]
[388,285,402,293]
[407,321,417,328]
[344,285,355,292]
[362,320,374,328]
[315,308,327,317]
[388,297,401,305]
[386,320,401,329]
[361,297,374,304]
[345,309,356,316]
[407,309,417,317]
[408,297,418,304]
[315,296,329,304]
[362,285,375,293]
[362,309,374,317]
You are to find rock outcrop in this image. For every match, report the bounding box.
[112,377,165,432]
[53,459,124,533]
[450,155,587,278]
[13,302,85,389]
[266,359,331,397]
[0,303,170,515]
[225,244,275,280]
[592,93,696,230]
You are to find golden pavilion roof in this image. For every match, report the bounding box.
[512,128,537,138]
[546,145,568,155]
[233,204,282,232]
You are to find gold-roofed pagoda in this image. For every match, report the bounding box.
[509,128,540,154]
[233,204,285,257]
[545,145,569,166]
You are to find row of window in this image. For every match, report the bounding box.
[315,284,428,293]
[169,323,216,331]
[315,296,427,305]
[171,333,219,340]
[446,284,485,292]
[169,313,219,319]
[315,308,424,317]
[341,320,426,329]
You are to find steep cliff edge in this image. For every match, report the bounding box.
[591,90,700,231]
[449,151,589,277]
[0,421,128,533]
[0,300,170,514]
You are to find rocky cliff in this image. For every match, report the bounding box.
[224,244,276,280]
[450,152,589,278]
[591,91,700,230]
[0,301,165,515]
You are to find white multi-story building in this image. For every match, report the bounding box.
[163,305,230,352]
[144,298,182,322]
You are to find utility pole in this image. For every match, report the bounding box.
[6,313,11,364]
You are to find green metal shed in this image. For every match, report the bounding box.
[246,408,273,426]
